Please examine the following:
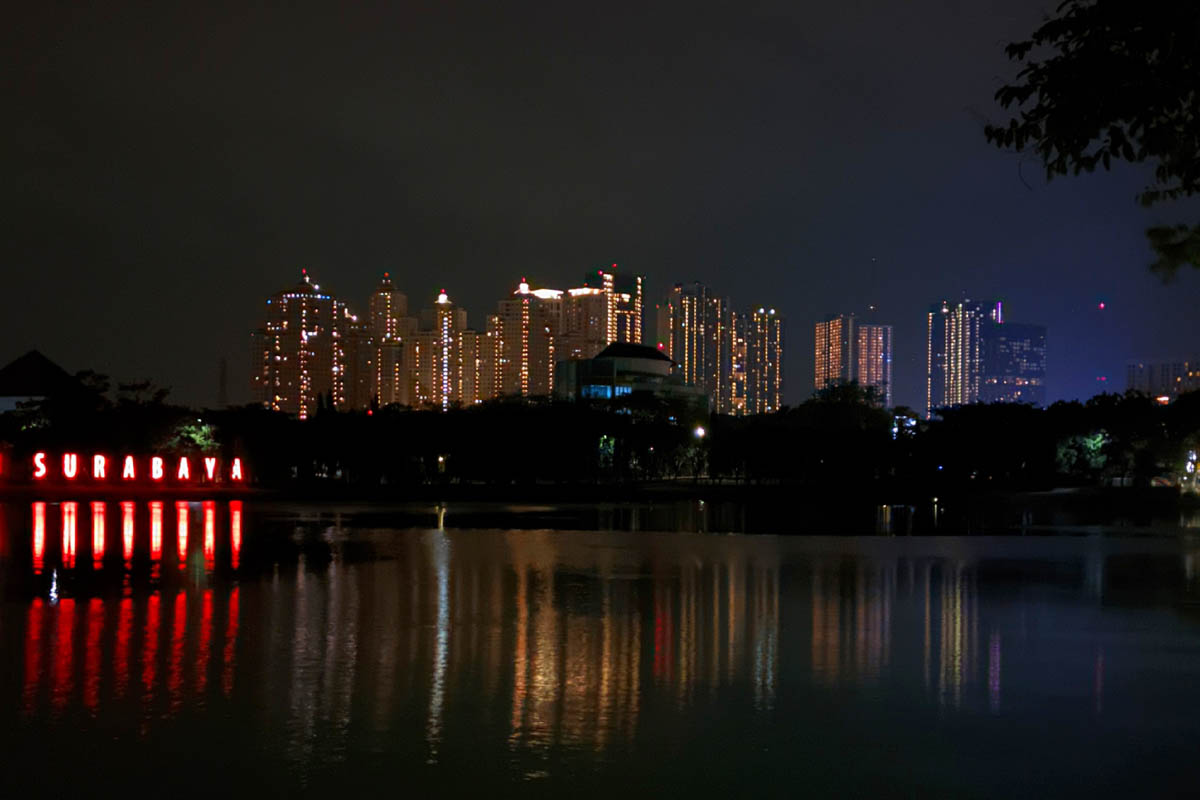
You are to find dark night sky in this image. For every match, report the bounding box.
[4,1,1196,409]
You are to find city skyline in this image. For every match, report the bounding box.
[4,2,1197,414]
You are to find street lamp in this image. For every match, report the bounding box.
[694,425,706,440]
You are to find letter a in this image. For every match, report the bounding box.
[230,458,243,481]
[177,457,190,480]
[123,456,136,479]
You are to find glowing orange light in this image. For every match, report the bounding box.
[33,452,47,479]
[150,501,163,560]
[63,453,78,479]
[230,458,243,481]
[151,457,165,481]
[178,457,190,480]
[203,501,216,569]
[204,457,217,480]
[121,501,134,564]
[62,501,77,569]
[176,501,188,566]
[93,454,107,479]
[122,455,136,479]
[91,502,106,568]
[32,502,46,575]
[230,501,242,570]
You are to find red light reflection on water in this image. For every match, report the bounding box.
[32,502,46,575]
[51,598,75,713]
[143,593,160,700]
[91,502,106,569]
[223,587,239,696]
[84,598,102,710]
[176,502,188,567]
[167,590,186,712]
[115,596,133,699]
[121,501,135,565]
[150,501,163,561]
[197,590,213,693]
[23,598,44,714]
[230,500,242,570]
[203,501,216,570]
[62,502,77,570]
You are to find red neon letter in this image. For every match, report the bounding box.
[230,458,243,481]
[151,457,164,481]
[63,453,78,479]
[122,456,136,480]
[204,457,217,480]
[93,454,107,479]
[33,452,47,478]
[178,457,190,480]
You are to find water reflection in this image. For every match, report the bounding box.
[3,504,1200,793]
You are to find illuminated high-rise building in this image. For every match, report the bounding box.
[477,314,503,402]
[366,272,418,407]
[1127,357,1200,400]
[496,280,562,398]
[814,313,892,406]
[368,272,409,341]
[251,269,357,419]
[429,290,468,410]
[727,311,750,415]
[814,315,853,393]
[559,266,644,360]
[926,299,996,418]
[747,307,783,414]
[981,321,1046,405]
[658,282,727,412]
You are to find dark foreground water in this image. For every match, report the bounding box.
[2,500,1200,797]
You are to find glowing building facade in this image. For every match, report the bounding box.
[747,307,783,415]
[495,280,562,398]
[1126,357,1200,400]
[926,299,1000,418]
[658,282,728,412]
[815,313,892,406]
[981,322,1046,406]
[251,270,356,419]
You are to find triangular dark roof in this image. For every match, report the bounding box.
[0,351,80,397]
[594,342,673,363]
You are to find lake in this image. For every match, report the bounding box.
[2,499,1199,797]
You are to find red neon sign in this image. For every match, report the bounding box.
[20,453,246,484]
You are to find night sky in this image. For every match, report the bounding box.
[4,1,1196,410]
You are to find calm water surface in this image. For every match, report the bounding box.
[2,499,1200,797]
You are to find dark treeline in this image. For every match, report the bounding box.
[3,378,1199,498]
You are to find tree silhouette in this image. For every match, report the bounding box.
[985,1,1200,277]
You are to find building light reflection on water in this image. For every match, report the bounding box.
[6,505,1200,782]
